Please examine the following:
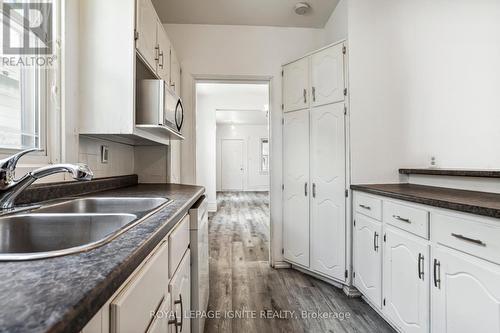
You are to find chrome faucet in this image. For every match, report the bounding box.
[0,148,94,210]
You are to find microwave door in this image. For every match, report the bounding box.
[164,85,176,127]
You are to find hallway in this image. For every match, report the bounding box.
[205,192,394,333]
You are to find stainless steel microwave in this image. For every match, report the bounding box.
[136,80,184,132]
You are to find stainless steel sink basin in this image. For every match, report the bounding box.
[0,213,137,260]
[36,197,170,217]
[0,197,171,260]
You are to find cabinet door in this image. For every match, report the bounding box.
[156,21,171,82]
[310,43,345,107]
[283,109,310,267]
[170,250,191,333]
[354,213,382,308]
[170,49,181,95]
[432,246,500,333]
[283,57,309,112]
[136,0,158,71]
[310,103,346,280]
[147,294,171,333]
[383,227,429,333]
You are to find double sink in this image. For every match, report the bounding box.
[0,197,171,261]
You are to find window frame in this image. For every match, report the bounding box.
[0,0,61,168]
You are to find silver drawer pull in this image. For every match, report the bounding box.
[451,233,486,247]
[393,215,411,223]
[359,204,371,210]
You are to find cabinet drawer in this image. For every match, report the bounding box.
[111,239,169,333]
[354,193,382,221]
[384,201,429,239]
[169,214,190,277]
[432,212,500,265]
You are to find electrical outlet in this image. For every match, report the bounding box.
[101,145,109,164]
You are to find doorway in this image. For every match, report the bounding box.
[221,139,244,191]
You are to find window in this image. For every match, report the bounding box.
[260,138,269,174]
[0,1,60,165]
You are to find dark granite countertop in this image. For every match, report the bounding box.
[399,168,500,178]
[0,183,204,333]
[351,183,500,219]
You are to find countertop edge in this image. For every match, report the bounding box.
[49,186,205,333]
[399,168,500,178]
[350,184,500,219]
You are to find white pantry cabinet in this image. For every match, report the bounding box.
[283,109,310,267]
[136,0,158,71]
[310,43,345,107]
[282,40,348,283]
[283,57,310,112]
[383,226,429,333]
[309,103,346,280]
[353,213,382,308]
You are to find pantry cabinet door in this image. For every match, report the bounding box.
[311,43,345,107]
[283,109,310,267]
[283,57,309,112]
[310,103,346,281]
[354,213,382,308]
[136,0,158,71]
[432,246,500,333]
[156,21,171,82]
[170,50,181,95]
[170,251,191,333]
[383,226,429,333]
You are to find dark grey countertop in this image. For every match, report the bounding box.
[399,168,500,178]
[0,183,204,333]
[351,183,500,219]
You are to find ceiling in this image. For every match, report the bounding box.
[152,0,339,28]
[196,83,269,125]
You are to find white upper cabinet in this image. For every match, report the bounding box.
[354,213,382,308]
[136,0,158,72]
[170,49,181,95]
[283,57,309,112]
[156,21,171,82]
[310,43,345,107]
[310,103,346,280]
[432,246,500,333]
[283,109,310,267]
[383,226,429,333]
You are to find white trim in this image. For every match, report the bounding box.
[281,38,347,67]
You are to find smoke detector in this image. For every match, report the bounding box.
[295,2,311,15]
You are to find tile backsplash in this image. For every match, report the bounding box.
[79,136,135,178]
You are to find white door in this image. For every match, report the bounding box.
[310,103,346,281]
[383,226,429,333]
[170,251,191,333]
[283,109,310,267]
[170,49,181,95]
[354,213,382,308]
[156,21,171,82]
[432,246,500,333]
[136,0,158,71]
[283,57,309,112]
[311,43,345,107]
[221,139,244,191]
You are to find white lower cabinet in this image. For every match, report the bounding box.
[147,294,171,333]
[431,245,500,333]
[169,250,191,333]
[354,213,382,308]
[383,226,429,333]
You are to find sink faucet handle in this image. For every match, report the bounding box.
[0,148,38,187]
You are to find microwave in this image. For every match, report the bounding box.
[137,80,184,132]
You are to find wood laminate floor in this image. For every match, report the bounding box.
[205,191,395,333]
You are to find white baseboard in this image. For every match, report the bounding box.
[273,261,291,269]
[291,264,344,289]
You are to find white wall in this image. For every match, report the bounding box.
[165,23,325,264]
[347,0,500,184]
[324,0,348,44]
[216,125,269,192]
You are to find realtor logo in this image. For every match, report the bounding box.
[2,2,53,55]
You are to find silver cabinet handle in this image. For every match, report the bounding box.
[168,311,180,333]
[159,50,164,69]
[393,215,411,223]
[312,183,316,198]
[303,88,307,103]
[418,253,424,280]
[433,259,441,289]
[304,182,308,196]
[312,86,316,102]
[359,204,371,210]
[451,233,486,247]
[155,45,160,61]
[174,294,183,331]
[373,232,379,252]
